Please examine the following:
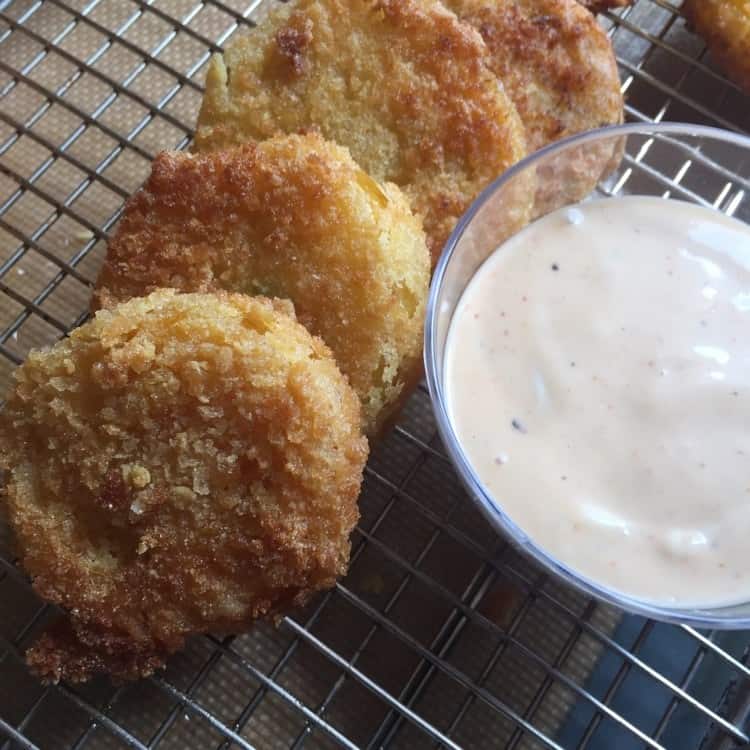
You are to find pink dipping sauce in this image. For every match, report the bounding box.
[445,196,750,606]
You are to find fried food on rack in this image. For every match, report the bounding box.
[1,289,367,683]
[442,0,622,154]
[442,0,623,214]
[576,0,632,12]
[193,0,530,262]
[683,0,750,95]
[93,135,430,437]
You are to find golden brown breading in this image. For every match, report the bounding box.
[442,0,623,215]
[443,0,622,154]
[93,135,430,437]
[683,0,750,94]
[193,0,530,262]
[1,290,367,683]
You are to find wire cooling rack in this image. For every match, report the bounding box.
[1,0,750,748]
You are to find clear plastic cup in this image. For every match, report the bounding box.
[425,122,750,628]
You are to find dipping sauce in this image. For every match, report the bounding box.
[445,196,750,606]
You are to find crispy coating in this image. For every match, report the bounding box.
[93,135,430,437]
[0,290,367,683]
[684,0,750,94]
[193,0,530,262]
[442,0,622,153]
[442,0,623,215]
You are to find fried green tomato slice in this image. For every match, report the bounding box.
[193,0,530,262]
[93,135,430,437]
[442,0,622,154]
[442,0,623,215]
[684,0,750,94]
[0,290,367,683]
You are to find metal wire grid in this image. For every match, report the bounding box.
[0,0,749,748]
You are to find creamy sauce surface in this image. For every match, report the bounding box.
[445,196,750,606]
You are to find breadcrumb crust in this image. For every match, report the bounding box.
[193,0,530,261]
[1,290,367,683]
[94,135,429,437]
[683,0,750,95]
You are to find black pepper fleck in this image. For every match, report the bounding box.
[551,263,559,271]
[511,418,527,434]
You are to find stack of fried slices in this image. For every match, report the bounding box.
[0,0,625,685]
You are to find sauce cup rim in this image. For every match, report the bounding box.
[424,121,750,628]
